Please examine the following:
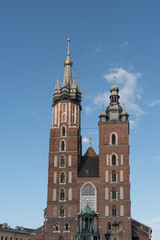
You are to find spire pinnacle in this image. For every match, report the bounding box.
[89,137,92,147]
[113,75,116,85]
[64,38,72,66]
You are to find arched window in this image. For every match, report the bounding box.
[68,188,72,201]
[112,134,116,145]
[120,187,124,200]
[105,187,109,200]
[105,205,109,217]
[68,155,72,167]
[112,170,117,182]
[68,171,72,183]
[120,170,123,182]
[110,133,117,145]
[64,223,69,231]
[60,206,65,217]
[120,205,124,216]
[107,222,112,231]
[60,155,65,168]
[53,172,57,184]
[118,222,123,232]
[62,104,66,122]
[53,189,56,201]
[105,171,109,182]
[61,126,66,137]
[61,140,66,151]
[53,206,56,217]
[68,205,71,217]
[80,182,97,212]
[54,106,57,125]
[106,155,109,166]
[54,155,57,167]
[60,172,65,184]
[63,104,66,112]
[54,223,59,231]
[60,188,65,201]
[72,105,76,123]
[112,205,117,216]
[112,187,116,200]
[112,154,116,166]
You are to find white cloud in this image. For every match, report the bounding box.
[94,92,109,107]
[94,67,144,117]
[82,137,89,144]
[95,46,102,53]
[130,120,136,129]
[149,100,160,106]
[120,41,128,47]
[154,155,160,161]
[84,106,91,115]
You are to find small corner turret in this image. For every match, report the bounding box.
[53,39,82,105]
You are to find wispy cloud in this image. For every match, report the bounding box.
[130,120,136,129]
[94,46,102,53]
[154,155,160,161]
[149,100,160,106]
[82,137,89,144]
[84,106,91,115]
[94,67,144,117]
[120,41,128,47]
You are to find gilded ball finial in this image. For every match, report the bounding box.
[68,38,70,42]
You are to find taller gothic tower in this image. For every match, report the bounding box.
[45,39,82,240]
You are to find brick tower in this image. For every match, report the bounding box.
[98,83,131,239]
[44,39,82,240]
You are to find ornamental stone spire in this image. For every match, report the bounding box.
[63,38,73,87]
[53,39,82,105]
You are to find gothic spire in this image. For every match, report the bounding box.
[63,38,73,87]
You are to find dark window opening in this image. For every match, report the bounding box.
[112,134,116,145]
[112,155,116,165]
[60,188,65,200]
[112,188,116,200]
[60,172,65,184]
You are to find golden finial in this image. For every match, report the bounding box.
[68,38,70,42]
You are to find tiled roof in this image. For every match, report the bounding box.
[78,147,99,177]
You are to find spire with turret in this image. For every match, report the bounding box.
[99,77,129,122]
[53,39,82,105]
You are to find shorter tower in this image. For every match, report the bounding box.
[98,83,131,240]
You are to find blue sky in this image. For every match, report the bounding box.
[0,0,160,239]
